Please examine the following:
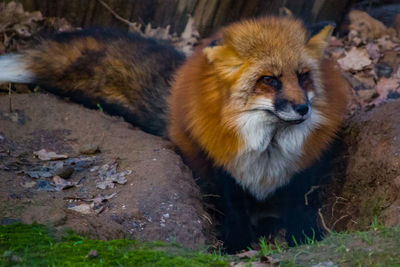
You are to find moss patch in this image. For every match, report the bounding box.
[0,223,228,266]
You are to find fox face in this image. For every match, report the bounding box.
[202,18,331,141]
[169,17,348,200]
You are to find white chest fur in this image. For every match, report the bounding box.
[228,109,323,200]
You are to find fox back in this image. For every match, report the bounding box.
[0,29,185,136]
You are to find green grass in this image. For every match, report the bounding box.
[2,221,400,266]
[263,222,400,266]
[0,223,229,266]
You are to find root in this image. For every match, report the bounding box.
[304,185,320,206]
[318,208,332,234]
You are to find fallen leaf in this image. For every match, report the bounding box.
[376,36,397,51]
[374,63,393,78]
[20,181,36,188]
[64,193,117,204]
[93,161,131,189]
[25,170,53,179]
[349,10,387,41]
[376,77,400,98]
[89,193,117,204]
[86,250,98,258]
[260,255,280,264]
[68,203,92,214]
[34,149,68,161]
[236,250,258,259]
[328,36,343,47]
[337,47,372,71]
[353,72,376,89]
[53,175,77,191]
[366,43,380,64]
[36,179,55,191]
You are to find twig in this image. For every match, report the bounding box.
[331,195,348,217]
[96,0,140,31]
[332,214,350,229]
[8,83,12,112]
[367,0,374,14]
[201,213,213,225]
[318,208,332,234]
[304,185,320,206]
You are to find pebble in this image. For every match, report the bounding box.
[54,166,74,179]
[79,144,100,155]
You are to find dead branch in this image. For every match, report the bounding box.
[96,0,141,32]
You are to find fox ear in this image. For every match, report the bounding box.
[203,45,226,63]
[202,40,243,79]
[306,24,334,60]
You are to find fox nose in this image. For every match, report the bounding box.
[293,104,309,116]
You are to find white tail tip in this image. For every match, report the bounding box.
[0,54,34,84]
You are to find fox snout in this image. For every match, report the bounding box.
[273,96,310,123]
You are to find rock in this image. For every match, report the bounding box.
[79,144,100,155]
[54,166,74,179]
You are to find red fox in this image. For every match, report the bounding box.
[0,17,349,250]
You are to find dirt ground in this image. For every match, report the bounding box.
[0,93,212,249]
[320,99,400,232]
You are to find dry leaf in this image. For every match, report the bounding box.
[20,181,36,188]
[353,72,376,89]
[34,149,68,161]
[337,47,372,71]
[236,250,258,259]
[68,203,92,214]
[92,161,131,189]
[349,10,387,41]
[376,77,400,100]
[366,43,381,63]
[376,36,397,51]
[53,175,77,191]
[89,193,117,204]
[260,255,280,264]
[86,250,98,258]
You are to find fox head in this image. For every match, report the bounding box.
[169,16,347,193]
[200,17,334,153]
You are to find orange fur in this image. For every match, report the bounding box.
[298,60,350,168]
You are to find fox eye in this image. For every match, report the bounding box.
[260,76,281,89]
[297,72,310,84]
